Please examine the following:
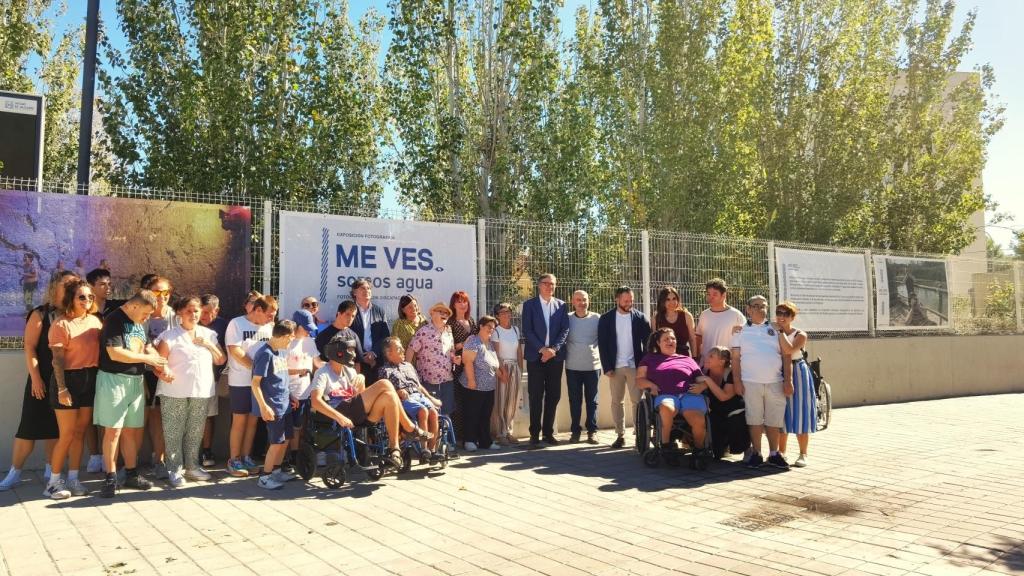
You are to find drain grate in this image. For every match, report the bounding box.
[721,509,799,531]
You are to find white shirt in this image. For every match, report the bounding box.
[730,321,784,383]
[491,325,520,362]
[614,310,634,368]
[539,296,553,346]
[287,336,320,400]
[155,325,218,398]
[696,305,747,365]
[358,304,373,352]
[225,315,273,387]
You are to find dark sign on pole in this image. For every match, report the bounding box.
[0,91,45,189]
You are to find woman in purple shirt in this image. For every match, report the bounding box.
[636,328,708,450]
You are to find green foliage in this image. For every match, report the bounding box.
[99,0,388,208]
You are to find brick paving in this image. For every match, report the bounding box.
[1,394,1023,576]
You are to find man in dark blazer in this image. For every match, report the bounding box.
[349,279,390,379]
[598,286,651,448]
[521,273,570,446]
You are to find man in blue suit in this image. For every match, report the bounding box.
[521,273,570,447]
[598,286,651,448]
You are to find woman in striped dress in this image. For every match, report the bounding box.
[774,301,815,468]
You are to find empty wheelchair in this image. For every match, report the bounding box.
[635,389,714,470]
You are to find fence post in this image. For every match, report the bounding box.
[262,200,273,295]
[1015,261,1023,334]
[477,219,487,317]
[865,250,876,337]
[641,230,652,319]
[767,241,776,312]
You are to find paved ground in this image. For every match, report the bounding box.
[1,394,1023,576]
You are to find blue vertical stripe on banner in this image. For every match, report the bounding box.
[320,227,329,303]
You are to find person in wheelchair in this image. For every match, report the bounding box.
[310,334,432,470]
[378,337,442,461]
[636,328,708,456]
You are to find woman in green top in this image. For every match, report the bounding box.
[392,295,426,349]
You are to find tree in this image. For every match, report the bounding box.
[99,0,388,208]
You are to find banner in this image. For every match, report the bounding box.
[0,189,251,337]
[279,212,477,322]
[775,247,870,332]
[873,255,950,330]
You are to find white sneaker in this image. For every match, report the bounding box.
[257,474,283,490]
[270,469,297,484]
[487,443,502,450]
[43,479,71,500]
[167,470,186,488]
[0,469,22,491]
[793,454,808,468]
[66,479,89,496]
[464,442,478,452]
[184,468,212,482]
[86,455,103,474]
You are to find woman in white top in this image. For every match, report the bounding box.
[156,296,225,486]
[490,303,523,445]
[774,300,815,467]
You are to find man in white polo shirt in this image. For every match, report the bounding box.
[731,295,793,469]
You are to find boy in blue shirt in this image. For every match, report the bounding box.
[251,320,296,490]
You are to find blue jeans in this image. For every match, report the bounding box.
[565,369,599,434]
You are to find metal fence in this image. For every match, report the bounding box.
[2,177,1021,349]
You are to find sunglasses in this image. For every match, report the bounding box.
[775,310,792,317]
[78,294,95,301]
[152,289,172,298]
[302,302,319,309]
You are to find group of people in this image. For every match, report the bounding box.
[0,269,818,500]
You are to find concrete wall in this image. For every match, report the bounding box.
[4,333,1024,468]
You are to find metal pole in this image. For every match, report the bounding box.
[865,250,876,336]
[1015,261,1024,334]
[75,0,100,193]
[767,241,776,313]
[641,230,652,319]
[263,200,273,295]
[477,219,487,316]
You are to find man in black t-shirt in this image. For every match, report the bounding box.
[94,290,167,497]
[315,300,364,366]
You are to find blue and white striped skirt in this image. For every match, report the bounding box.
[784,359,817,435]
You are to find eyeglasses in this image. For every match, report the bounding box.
[152,289,171,298]
[539,281,555,286]
[775,310,792,317]
[749,304,767,309]
[302,302,319,309]
[77,294,95,301]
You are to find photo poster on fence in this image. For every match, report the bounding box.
[278,211,477,323]
[774,247,870,332]
[873,255,950,331]
[0,189,252,337]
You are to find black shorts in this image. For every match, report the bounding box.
[16,376,58,440]
[143,371,161,407]
[333,396,367,426]
[229,386,254,415]
[49,367,97,410]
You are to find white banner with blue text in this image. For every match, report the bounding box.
[279,211,477,321]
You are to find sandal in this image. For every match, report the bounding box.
[411,426,433,441]
[387,449,403,469]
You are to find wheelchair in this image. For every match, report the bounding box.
[634,389,714,470]
[805,350,832,431]
[294,410,393,488]
[398,413,456,473]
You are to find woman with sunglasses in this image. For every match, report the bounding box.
[43,280,103,498]
[300,296,324,328]
[773,301,814,467]
[1,271,79,491]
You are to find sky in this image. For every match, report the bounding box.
[49,0,1023,251]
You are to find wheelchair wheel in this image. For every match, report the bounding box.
[321,463,346,489]
[295,443,317,481]
[635,396,652,455]
[438,443,450,469]
[643,447,661,468]
[816,379,832,431]
[400,447,414,473]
